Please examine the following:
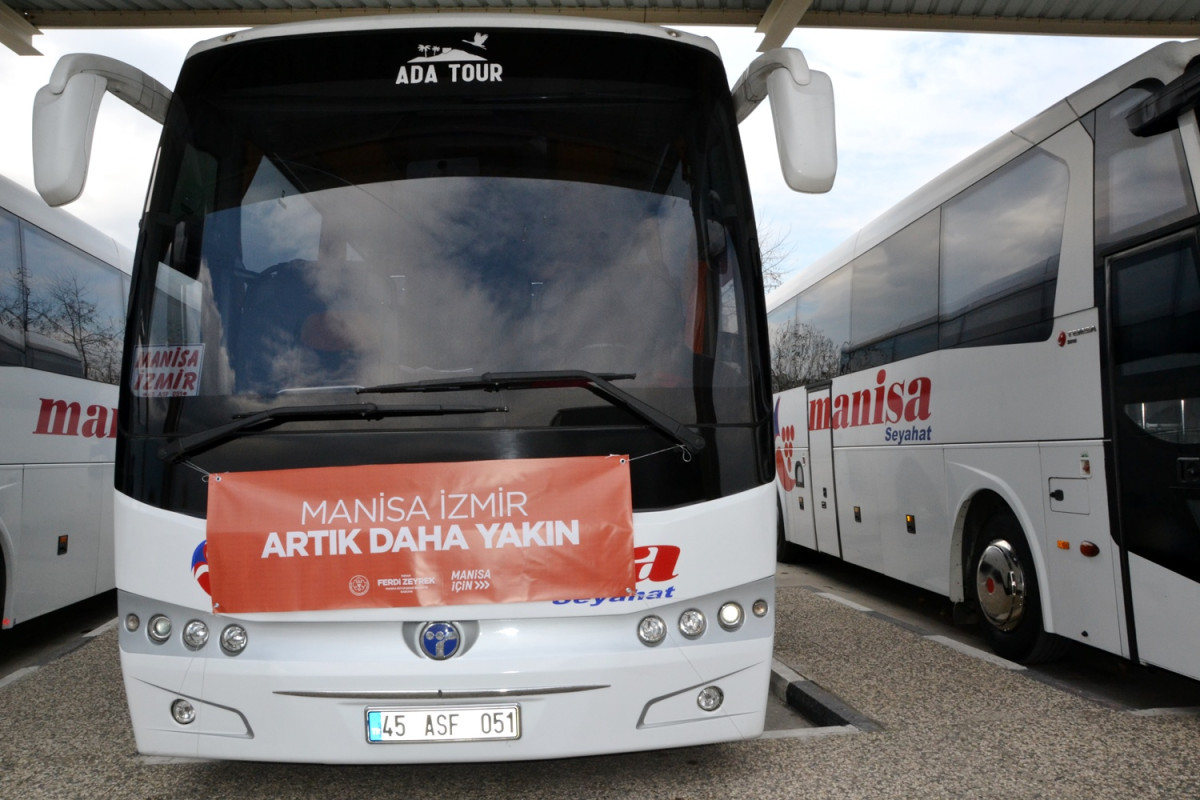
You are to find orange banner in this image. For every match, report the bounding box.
[205,456,635,613]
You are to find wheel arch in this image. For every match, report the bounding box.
[949,477,1049,617]
[0,512,12,628]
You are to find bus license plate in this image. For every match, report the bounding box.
[366,705,521,743]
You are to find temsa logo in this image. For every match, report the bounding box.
[33,397,117,439]
[810,369,932,431]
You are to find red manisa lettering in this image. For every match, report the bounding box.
[809,369,932,431]
[33,398,118,439]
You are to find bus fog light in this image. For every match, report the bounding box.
[696,686,724,712]
[182,620,210,650]
[718,602,744,631]
[752,599,769,617]
[171,699,196,725]
[220,624,249,655]
[678,609,706,638]
[637,615,667,646]
[148,614,173,643]
[124,614,140,633]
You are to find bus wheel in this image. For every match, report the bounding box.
[972,514,1069,663]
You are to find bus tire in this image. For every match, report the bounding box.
[972,513,1070,664]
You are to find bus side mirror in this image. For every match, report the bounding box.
[732,48,837,194]
[32,53,172,207]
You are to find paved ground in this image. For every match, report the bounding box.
[2,580,1198,799]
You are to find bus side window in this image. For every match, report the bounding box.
[0,208,23,366]
[21,223,126,383]
[1095,84,1199,250]
[940,147,1068,349]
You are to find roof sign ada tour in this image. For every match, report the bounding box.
[807,368,933,443]
[395,33,502,86]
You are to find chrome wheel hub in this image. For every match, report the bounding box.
[975,539,1026,631]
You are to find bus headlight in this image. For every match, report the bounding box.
[182,620,210,650]
[220,624,249,655]
[678,609,706,638]
[637,615,667,646]
[171,699,196,725]
[696,686,724,712]
[718,602,744,631]
[147,614,173,643]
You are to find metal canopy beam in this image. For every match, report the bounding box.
[795,10,1200,38]
[0,0,39,55]
[756,0,812,52]
[6,4,1200,55]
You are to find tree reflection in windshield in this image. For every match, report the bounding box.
[222,175,702,396]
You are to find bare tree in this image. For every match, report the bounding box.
[0,264,28,332]
[770,320,841,393]
[758,219,794,293]
[27,271,123,383]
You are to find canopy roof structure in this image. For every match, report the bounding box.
[4,0,1200,56]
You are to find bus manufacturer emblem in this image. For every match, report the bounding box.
[420,622,462,660]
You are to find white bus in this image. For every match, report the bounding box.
[0,173,131,628]
[770,39,1200,679]
[31,17,836,761]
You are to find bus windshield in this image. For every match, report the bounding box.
[125,26,767,512]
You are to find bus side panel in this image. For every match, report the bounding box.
[835,445,950,595]
[17,464,111,622]
[775,387,817,551]
[1,370,118,466]
[1127,554,1200,681]
[0,370,118,624]
[1037,443,1126,656]
[831,446,882,574]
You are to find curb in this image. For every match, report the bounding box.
[770,658,882,733]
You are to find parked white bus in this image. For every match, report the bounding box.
[770,39,1200,679]
[31,16,836,761]
[0,173,130,628]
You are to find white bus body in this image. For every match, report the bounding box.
[770,39,1200,679]
[0,173,130,627]
[33,16,836,762]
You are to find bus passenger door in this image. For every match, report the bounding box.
[807,387,842,557]
[1105,231,1200,681]
[776,390,817,550]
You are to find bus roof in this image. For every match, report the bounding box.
[0,172,131,273]
[768,37,1200,312]
[185,14,721,61]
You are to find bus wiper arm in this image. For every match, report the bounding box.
[159,402,507,463]
[358,370,706,454]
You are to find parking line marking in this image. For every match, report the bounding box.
[814,592,873,612]
[924,634,1025,671]
[0,666,38,690]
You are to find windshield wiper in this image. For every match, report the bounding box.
[159,402,507,463]
[357,370,706,454]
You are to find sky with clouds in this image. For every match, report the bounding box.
[0,23,1177,283]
